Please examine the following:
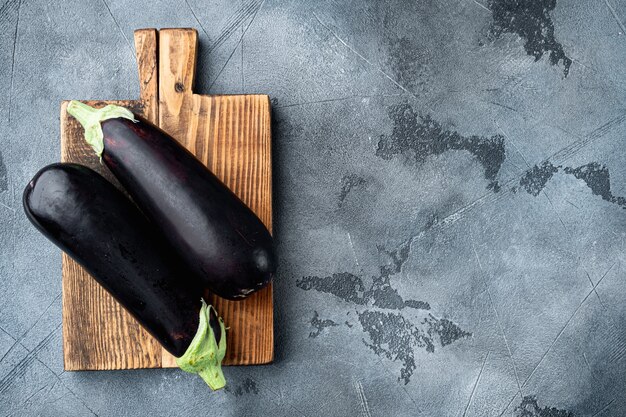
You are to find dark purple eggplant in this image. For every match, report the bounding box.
[23,163,226,389]
[66,101,275,300]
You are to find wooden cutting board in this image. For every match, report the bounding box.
[60,28,273,370]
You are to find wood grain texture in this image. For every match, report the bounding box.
[134,29,158,124]
[158,28,197,145]
[61,28,273,371]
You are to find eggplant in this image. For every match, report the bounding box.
[66,101,275,300]
[23,163,226,389]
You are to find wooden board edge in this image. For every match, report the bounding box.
[265,94,273,235]
[60,101,69,163]
[265,92,274,365]
[60,101,71,371]
[61,255,73,371]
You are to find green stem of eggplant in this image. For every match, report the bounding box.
[176,300,227,390]
[66,101,137,158]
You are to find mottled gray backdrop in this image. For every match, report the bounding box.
[1,0,626,416]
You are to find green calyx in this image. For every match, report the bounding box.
[66,100,137,158]
[176,300,227,390]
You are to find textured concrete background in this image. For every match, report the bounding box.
[1,0,625,415]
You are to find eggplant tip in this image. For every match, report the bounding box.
[252,247,275,275]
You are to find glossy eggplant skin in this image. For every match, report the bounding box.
[100,117,275,300]
[23,163,207,357]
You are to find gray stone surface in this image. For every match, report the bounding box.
[1,0,625,415]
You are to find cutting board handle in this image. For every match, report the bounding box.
[132,28,199,139]
[133,29,158,124]
[158,29,198,144]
